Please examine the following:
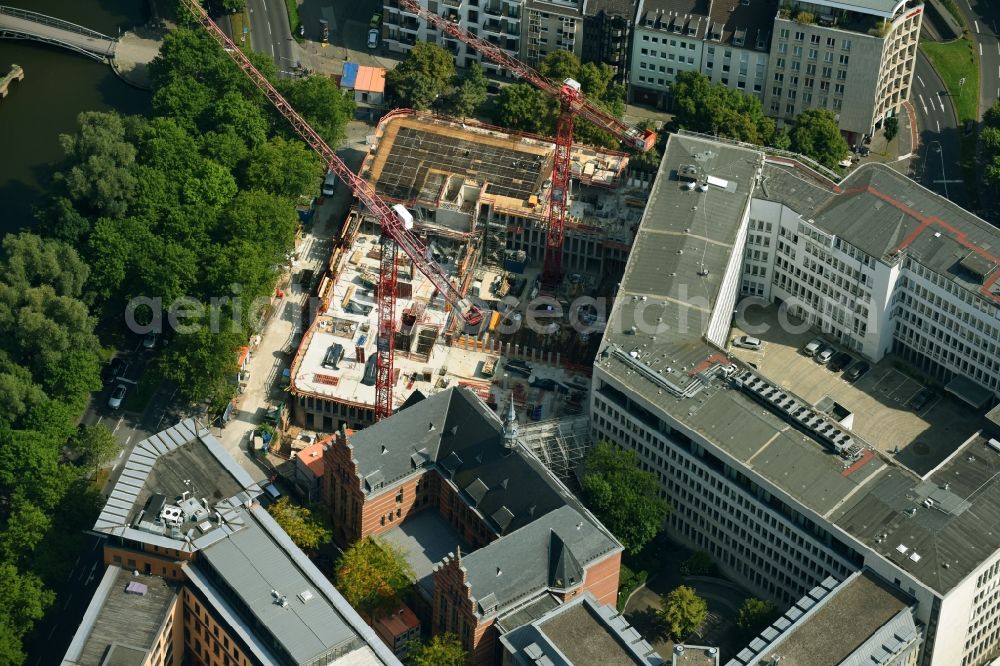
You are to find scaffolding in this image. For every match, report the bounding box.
[518,415,593,481]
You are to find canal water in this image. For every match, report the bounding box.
[0,0,150,234]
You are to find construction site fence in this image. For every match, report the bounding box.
[451,335,593,377]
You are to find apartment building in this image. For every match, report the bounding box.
[581,0,637,84]
[628,0,775,108]
[590,133,1000,666]
[763,0,922,142]
[63,419,400,666]
[321,387,622,665]
[382,0,522,77]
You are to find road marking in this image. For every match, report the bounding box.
[918,93,928,114]
[63,593,73,609]
[933,179,964,183]
[975,20,980,34]
[917,74,925,88]
[997,42,1000,55]
[266,20,272,37]
[937,120,941,133]
[111,462,118,471]
[96,415,103,425]
[47,624,57,640]
[271,44,275,56]
[85,561,97,582]
[113,416,124,433]
[125,434,133,445]
[939,97,945,113]
[980,42,984,56]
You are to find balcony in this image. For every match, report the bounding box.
[443,0,462,7]
[482,20,502,33]
[484,5,501,15]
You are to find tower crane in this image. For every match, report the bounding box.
[180,0,482,422]
[397,0,656,286]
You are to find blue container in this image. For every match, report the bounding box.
[504,258,526,274]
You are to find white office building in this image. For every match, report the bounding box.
[591,133,1000,666]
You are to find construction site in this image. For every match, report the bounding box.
[288,110,655,442]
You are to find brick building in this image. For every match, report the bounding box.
[322,387,623,665]
[63,419,400,666]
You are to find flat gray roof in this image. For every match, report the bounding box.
[598,136,1000,596]
[500,593,663,666]
[62,566,178,666]
[759,161,1000,307]
[196,507,386,665]
[758,572,912,665]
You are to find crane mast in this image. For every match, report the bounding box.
[180,0,482,421]
[396,0,655,284]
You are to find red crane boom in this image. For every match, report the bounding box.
[180,0,482,421]
[397,0,656,284]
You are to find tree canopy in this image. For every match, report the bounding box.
[406,633,466,666]
[267,498,332,552]
[670,71,776,146]
[492,51,626,148]
[335,537,414,619]
[660,585,707,640]
[735,597,778,637]
[981,100,1000,189]
[447,62,488,118]
[789,108,849,169]
[386,42,456,109]
[580,441,670,553]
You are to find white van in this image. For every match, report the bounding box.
[321,170,337,196]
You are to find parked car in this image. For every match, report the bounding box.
[815,346,836,364]
[803,337,824,357]
[143,332,158,350]
[321,170,337,197]
[908,388,934,411]
[108,384,127,410]
[733,335,763,350]
[828,352,853,372]
[103,357,126,384]
[844,361,871,382]
[367,28,379,49]
[370,12,381,27]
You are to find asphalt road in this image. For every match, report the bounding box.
[912,51,968,208]
[25,536,105,666]
[961,0,1000,114]
[247,0,297,76]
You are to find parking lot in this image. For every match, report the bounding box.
[728,304,980,476]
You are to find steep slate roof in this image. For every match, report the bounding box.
[345,387,593,536]
[460,505,620,615]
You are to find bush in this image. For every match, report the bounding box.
[617,564,649,610]
[794,11,815,24]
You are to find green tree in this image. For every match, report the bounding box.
[57,111,138,219]
[448,62,488,118]
[160,321,243,406]
[406,633,466,666]
[335,537,414,618]
[72,424,120,475]
[679,551,714,577]
[276,75,355,146]
[660,585,707,640]
[267,498,332,551]
[669,71,776,146]
[494,83,553,134]
[789,108,849,169]
[883,116,899,142]
[735,597,778,636]
[243,136,324,197]
[386,42,456,109]
[580,441,670,553]
[0,563,55,663]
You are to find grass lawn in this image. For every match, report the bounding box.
[285,0,304,43]
[230,8,252,48]
[921,38,979,124]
